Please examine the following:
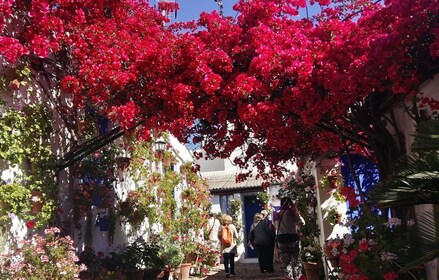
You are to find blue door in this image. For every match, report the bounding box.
[244,195,263,258]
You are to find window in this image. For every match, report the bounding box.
[219,194,233,214]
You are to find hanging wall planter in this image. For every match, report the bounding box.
[115,157,131,172]
[31,189,43,214]
[154,151,163,161]
[327,175,338,189]
[163,157,172,166]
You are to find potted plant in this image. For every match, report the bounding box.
[121,238,165,279]
[179,238,201,280]
[300,241,324,280]
[256,190,270,208]
[157,236,184,279]
[117,188,157,233]
[162,149,173,166]
[323,238,343,268]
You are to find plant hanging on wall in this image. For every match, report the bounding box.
[0,104,57,229]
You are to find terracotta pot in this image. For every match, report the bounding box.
[115,157,131,172]
[163,157,172,166]
[327,175,338,189]
[302,262,324,280]
[174,265,181,279]
[179,263,192,280]
[155,151,164,161]
[31,190,43,214]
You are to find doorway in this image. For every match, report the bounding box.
[243,195,263,258]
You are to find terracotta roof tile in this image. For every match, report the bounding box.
[201,171,265,191]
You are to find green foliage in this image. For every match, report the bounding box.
[158,170,180,231]
[278,169,320,240]
[256,191,270,206]
[156,236,183,268]
[121,239,165,273]
[327,207,340,226]
[0,104,56,228]
[230,199,241,222]
[301,242,323,263]
[369,119,439,271]
[0,183,32,225]
[117,188,157,232]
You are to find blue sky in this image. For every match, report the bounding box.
[159,0,321,23]
[176,0,238,22]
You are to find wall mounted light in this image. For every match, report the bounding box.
[154,138,168,154]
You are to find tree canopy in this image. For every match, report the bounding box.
[1,0,438,179]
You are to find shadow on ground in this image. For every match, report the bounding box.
[190,261,288,280]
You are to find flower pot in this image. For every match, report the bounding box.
[31,190,43,214]
[115,157,131,172]
[155,151,164,161]
[163,157,172,166]
[174,265,181,279]
[327,175,338,189]
[179,165,187,175]
[179,263,191,280]
[302,262,324,280]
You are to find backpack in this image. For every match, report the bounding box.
[221,225,233,246]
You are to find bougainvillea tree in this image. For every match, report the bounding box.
[1,0,438,180]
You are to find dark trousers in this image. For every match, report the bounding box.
[223,252,235,274]
[255,244,274,272]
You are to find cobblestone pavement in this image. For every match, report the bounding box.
[190,260,289,280]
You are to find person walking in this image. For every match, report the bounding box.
[274,197,305,279]
[248,210,276,274]
[247,212,262,250]
[248,212,263,233]
[218,214,239,278]
[206,211,222,265]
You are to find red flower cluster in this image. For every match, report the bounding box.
[340,186,360,208]
[340,249,359,274]
[1,0,438,180]
[26,220,35,229]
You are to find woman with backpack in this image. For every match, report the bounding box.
[218,214,238,278]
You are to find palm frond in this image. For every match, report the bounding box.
[369,154,439,207]
[411,120,439,152]
[367,120,439,269]
[399,210,439,270]
[369,120,439,207]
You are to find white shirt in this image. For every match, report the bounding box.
[207,217,221,242]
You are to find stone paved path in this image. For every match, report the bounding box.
[190,260,289,280]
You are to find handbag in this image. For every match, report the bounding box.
[204,218,216,241]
